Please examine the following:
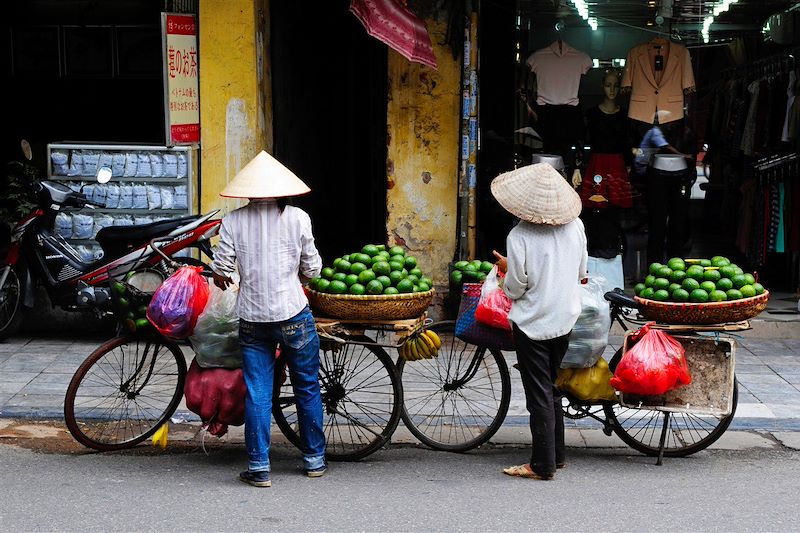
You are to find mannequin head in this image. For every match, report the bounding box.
[601,69,620,102]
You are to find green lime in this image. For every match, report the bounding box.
[375,244,386,252]
[668,283,682,294]
[389,246,406,257]
[640,287,655,299]
[336,259,352,273]
[733,267,744,276]
[372,261,391,276]
[719,265,736,279]
[711,256,731,267]
[316,279,331,292]
[703,269,721,283]
[672,288,690,302]
[463,263,477,272]
[743,273,756,285]
[396,279,414,293]
[389,261,405,272]
[349,283,366,295]
[366,279,384,295]
[321,267,335,280]
[649,262,663,275]
[480,261,494,273]
[118,297,129,308]
[112,281,126,295]
[667,257,686,271]
[418,282,431,292]
[449,270,463,285]
[653,278,671,291]
[752,283,765,295]
[333,258,342,270]
[344,274,359,287]
[308,277,320,290]
[454,260,469,271]
[739,285,756,298]
[690,289,709,303]
[709,290,727,302]
[409,267,423,278]
[404,256,418,269]
[700,281,717,293]
[135,318,151,330]
[406,274,420,286]
[390,255,405,265]
[657,266,673,279]
[726,289,743,300]
[349,262,368,275]
[390,270,405,285]
[731,274,748,289]
[329,280,347,294]
[634,283,646,296]
[376,275,391,289]
[670,270,687,284]
[686,265,705,281]
[682,278,700,291]
[476,273,487,282]
[420,276,433,287]
[645,275,656,288]
[383,286,399,295]
[377,250,391,259]
[652,289,670,302]
[353,253,371,265]
[716,278,733,291]
[699,259,712,267]
[358,269,377,284]
[332,272,347,283]
[361,244,379,257]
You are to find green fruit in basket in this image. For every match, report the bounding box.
[409,267,423,278]
[329,280,347,294]
[731,274,748,289]
[653,278,670,291]
[667,257,686,271]
[700,281,717,293]
[699,259,712,267]
[634,283,646,295]
[389,261,404,273]
[321,267,335,280]
[396,279,414,293]
[389,246,406,257]
[733,267,744,276]
[726,288,743,300]
[420,276,433,287]
[376,275,391,289]
[366,280,384,295]
[390,270,404,285]
[388,256,404,267]
[350,262,368,275]
[332,272,347,283]
[404,256,418,269]
[682,278,700,291]
[709,290,728,302]
[743,273,756,286]
[383,286,399,295]
[316,279,331,292]
[718,265,736,279]
[354,253,372,265]
[716,278,733,291]
[344,274,359,287]
[112,281,126,295]
[406,274,419,285]
[476,272,487,282]
[358,269,377,284]
[649,262,662,275]
[690,289,709,303]
[640,287,655,299]
[644,275,656,288]
[118,297,130,308]
[418,282,431,292]
[668,283,682,294]
[753,283,765,295]
[135,318,151,330]
[657,266,673,279]
[480,261,494,273]
[454,260,469,271]
[449,270,463,285]
[703,269,721,283]
[375,244,386,252]
[739,285,756,298]
[670,270,687,284]
[672,288,690,302]
[349,283,366,295]
[333,258,342,270]
[361,244,379,257]
[652,289,670,302]
[336,259,352,273]
[372,261,391,276]
[686,265,705,281]
[711,256,731,267]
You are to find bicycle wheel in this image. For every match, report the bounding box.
[603,349,739,457]
[272,335,402,461]
[64,336,186,451]
[397,320,511,452]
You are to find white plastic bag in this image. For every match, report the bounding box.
[561,277,611,368]
[189,281,242,369]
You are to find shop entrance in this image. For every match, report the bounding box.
[270,0,388,262]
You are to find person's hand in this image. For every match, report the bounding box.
[213,271,233,291]
[492,250,507,274]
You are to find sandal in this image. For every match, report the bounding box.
[502,464,554,480]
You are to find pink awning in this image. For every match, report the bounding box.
[349,0,438,70]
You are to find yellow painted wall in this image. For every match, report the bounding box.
[386,17,461,287]
[198,0,271,216]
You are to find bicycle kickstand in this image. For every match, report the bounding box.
[656,411,671,466]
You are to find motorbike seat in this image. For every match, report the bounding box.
[95,215,201,257]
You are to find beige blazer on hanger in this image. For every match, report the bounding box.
[622,40,696,124]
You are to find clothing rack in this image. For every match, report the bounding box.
[720,46,799,80]
[753,152,799,172]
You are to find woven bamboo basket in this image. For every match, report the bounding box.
[306,289,435,320]
[634,290,770,325]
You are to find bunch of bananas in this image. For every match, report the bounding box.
[399,329,442,361]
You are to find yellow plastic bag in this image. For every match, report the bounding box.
[556,358,617,402]
[151,423,169,449]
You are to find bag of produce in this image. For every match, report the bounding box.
[189,282,242,369]
[610,323,692,396]
[183,359,245,437]
[146,265,209,340]
[555,358,616,402]
[474,265,512,330]
[561,277,611,368]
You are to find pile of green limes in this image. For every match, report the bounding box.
[449,259,495,287]
[309,244,433,295]
[634,256,766,303]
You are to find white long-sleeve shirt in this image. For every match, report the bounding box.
[210,199,322,322]
[502,219,588,340]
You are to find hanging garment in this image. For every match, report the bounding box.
[741,79,761,156]
[526,41,592,106]
[783,71,797,143]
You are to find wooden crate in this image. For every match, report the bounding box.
[617,333,736,416]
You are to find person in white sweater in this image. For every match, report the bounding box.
[491,163,588,480]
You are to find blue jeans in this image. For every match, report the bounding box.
[239,306,325,472]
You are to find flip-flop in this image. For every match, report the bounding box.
[502,464,553,480]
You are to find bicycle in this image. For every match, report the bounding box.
[396,289,739,462]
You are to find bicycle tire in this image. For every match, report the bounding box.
[272,335,402,461]
[603,348,739,457]
[0,265,26,341]
[64,336,186,451]
[397,320,511,452]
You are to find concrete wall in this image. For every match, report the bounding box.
[386,17,461,287]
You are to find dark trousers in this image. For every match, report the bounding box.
[646,167,693,264]
[512,325,570,476]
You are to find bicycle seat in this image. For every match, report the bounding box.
[96,215,201,258]
[604,289,638,309]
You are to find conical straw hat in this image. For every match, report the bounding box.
[490,163,581,225]
[220,151,311,198]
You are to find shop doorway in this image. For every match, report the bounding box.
[270,0,388,262]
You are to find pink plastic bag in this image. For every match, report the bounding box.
[146,265,209,340]
[610,323,692,396]
[474,266,512,331]
[183,359,245,437]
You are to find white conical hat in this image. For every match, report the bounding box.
[220,151,311,198]
[490,163,581,225]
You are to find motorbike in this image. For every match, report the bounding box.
[0,140,221,340]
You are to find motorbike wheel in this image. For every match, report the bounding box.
[0,265,26,341]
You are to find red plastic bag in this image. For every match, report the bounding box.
[146,265,209,340]
[184,359,246,437]
[609,324,692,396]
[474,266,512,331]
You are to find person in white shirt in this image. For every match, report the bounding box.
[490,163,588,480]
[211,151,325,488]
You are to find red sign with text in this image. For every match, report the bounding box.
[163,13,200,145]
